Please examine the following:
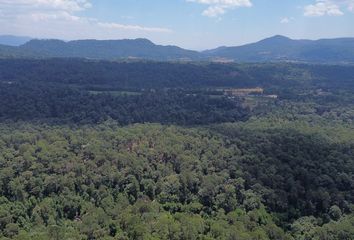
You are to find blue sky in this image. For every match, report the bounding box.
[0,0,353,49]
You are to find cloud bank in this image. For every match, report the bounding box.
[304,0,354,16]
[0,0,172,39]
[187,0,252,17]
[280,17,295,24]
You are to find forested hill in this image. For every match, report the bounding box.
[0,38,200,61]
[1,35,354,63]
[204,35,354,63]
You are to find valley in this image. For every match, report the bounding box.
[0,39,353,240]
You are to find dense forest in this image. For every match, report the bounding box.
[1,59,354,90]
[0,59,353,239]
[0,84,249,125]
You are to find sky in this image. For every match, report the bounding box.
[0,0,354,50]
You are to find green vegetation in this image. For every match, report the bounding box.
[1,59,354,90]
[0,59,353,239]
[0,85,249,125]
[0,120,353,239]
[1,36,354,63]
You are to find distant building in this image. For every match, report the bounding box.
[223,87,264,97]
[265,95,278,99]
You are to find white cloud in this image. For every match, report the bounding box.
[187,0,252,17]
[280,17,295,24]
[202,6,226,17]
[304,1,343,16]
[349,3,354,11]
[344,0,354,11]
[0,0,172,40]
[304,0,354,16]
[97,22,172,33]
[280,17,290,24]
[0,0,92,12]
[334,0,354,10]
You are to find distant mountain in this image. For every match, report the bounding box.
[17,38,201,60]
[1,35,354,63]
[204,35,354,63]
[0,35,32,46]
[0,44,39,58]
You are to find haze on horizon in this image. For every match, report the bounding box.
[0,0,354,50]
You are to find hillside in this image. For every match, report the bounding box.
[1,35,354,63]
[204,35,354,63]
[18,38,200,61]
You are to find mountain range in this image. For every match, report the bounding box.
[1,35,354,63]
